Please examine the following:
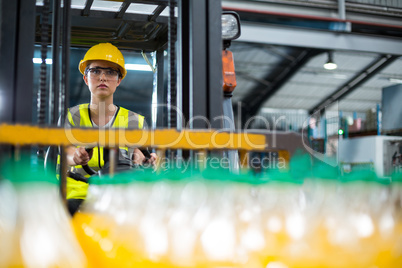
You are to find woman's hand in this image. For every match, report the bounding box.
[145,153,158,166]
[67,146,93,166]
[133,149,158,167]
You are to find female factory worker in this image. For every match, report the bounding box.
[62,43,157,215]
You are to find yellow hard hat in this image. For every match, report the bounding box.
[78,43,127,79]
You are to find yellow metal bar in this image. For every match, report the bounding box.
[239,150,249,170]
[154,149,165,173]
[277,150,290,165]
[196,150,207,171]
[59,146,67,204]
[0,124,267,151]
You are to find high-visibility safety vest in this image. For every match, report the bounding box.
[58,103,144,200]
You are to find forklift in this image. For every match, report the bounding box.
[0,0,246,190]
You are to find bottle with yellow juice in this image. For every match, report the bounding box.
[0,156,87,268]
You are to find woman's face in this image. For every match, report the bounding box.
[83,60,122,100]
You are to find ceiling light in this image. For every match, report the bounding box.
[333,74,347,79]
[32,58,52,64]
[323,52,337,70]
[389,78,402,84]
[33,58,152,72]
[125,64,152,72]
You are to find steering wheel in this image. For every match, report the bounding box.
[68,147,152,183]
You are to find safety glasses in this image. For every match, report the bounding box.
[86,67,121,79]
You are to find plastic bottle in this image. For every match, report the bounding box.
[255,166,306,268]
[334,169,388,268]
[303,160,342,268]
[0,156,87,268]
[73,172,135,268]
[383,172,402,267]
